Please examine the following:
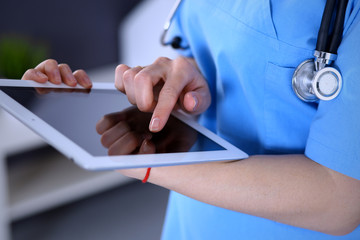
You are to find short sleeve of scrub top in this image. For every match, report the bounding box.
[161,0,360,239]
[305,2,360,181]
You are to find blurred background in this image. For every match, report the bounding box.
[0,0,178,239]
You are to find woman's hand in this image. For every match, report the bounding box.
[21,59,92,88]
[115,56,211,132]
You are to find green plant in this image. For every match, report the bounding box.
[0,35,48,79]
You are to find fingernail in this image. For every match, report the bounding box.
[36,71,47,79]
[192,94,199,111]
[54,78,62,84]
[69,77,77,85]
[149,117,160,132]
[141,140,153,154]
[84,76,92,86]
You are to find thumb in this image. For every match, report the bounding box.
[148,89,211,133]
[183,89,211,114]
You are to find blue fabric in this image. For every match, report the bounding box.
[162,0,360,239]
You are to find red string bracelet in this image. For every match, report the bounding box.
[142,168,152,183]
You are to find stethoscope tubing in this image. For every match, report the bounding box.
[317,0,337,52]
[329,0,348,53]
[160,0,183,47]
[317,0,348,54]
[162,0,348,102]
[162,0,347,54]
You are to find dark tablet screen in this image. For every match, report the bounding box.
[0,86,224,156]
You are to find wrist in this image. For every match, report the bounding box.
[142,168,152,183]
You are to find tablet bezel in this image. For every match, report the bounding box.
[0,79,248,170]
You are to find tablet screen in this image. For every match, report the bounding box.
[0,86,224,156]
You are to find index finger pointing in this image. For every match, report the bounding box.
[149,77,186,132]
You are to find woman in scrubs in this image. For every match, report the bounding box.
[22,0,360,239]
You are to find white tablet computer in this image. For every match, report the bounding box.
[0,79,248,170]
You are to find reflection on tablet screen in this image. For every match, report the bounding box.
[0,86,225,156]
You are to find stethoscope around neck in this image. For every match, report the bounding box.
[161,0,348,102]
[292,0,348,102]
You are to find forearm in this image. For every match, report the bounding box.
[148,154,360,235]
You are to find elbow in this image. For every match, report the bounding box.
[319,203,360,236]
[308,196,360,236]
[323,224,359,236]
[320,166,360,236]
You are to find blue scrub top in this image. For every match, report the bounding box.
[162,0,360,239]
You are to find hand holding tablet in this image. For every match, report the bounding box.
[22,59,92,88]
[0,58,247,170]
[0,80,247,170]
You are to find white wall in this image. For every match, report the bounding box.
[119,0,178,67]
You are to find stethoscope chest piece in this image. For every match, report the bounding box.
[292,59,342,102]
[291,0,347,102]
[292,60,318,102]
[312,66,342,101]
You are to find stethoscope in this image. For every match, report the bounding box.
[161,0,348,102]
[160,0,188,49]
